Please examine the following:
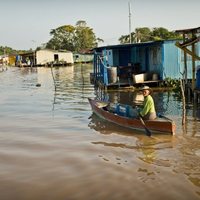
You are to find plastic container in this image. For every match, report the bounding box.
[107,67,117,84]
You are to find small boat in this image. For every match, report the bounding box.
[88,98,176,135]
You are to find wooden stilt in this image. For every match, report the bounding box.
[180,79,186,125]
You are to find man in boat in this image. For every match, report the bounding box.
[138,86,156,120]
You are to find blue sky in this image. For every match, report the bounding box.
[0,0,200,50]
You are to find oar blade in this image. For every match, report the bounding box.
[139,116,152,137]
[145,127,151,137]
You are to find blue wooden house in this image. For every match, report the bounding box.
[93,40,200,87]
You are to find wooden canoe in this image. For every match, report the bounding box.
[88,98,176,135]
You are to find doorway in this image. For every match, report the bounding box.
[54,54,59,63]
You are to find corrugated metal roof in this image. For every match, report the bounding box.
[94,40,179,51]
[175,27,200,34]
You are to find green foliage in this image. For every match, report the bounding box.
[119,27,182,44]
[47,25,76,51]
[0,46,30,55]
[160,77,180,92]
[46,20,99,52]
[0,46,16,55]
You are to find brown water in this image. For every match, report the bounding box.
[0,64,200,200]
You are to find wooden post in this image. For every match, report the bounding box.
[180,79,186,125]
[50,63,57,91]
[183,33,188,89]
[192,31,196,91]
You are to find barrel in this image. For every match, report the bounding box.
[196,68,200,89]
[107,67,117,84]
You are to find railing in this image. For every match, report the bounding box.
[93,51,109,86]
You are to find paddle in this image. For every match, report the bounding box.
[139,116,152,137]
[135,106,151,137]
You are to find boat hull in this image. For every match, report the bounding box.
[88,98,176,135]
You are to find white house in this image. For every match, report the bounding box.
[36,49,74,65]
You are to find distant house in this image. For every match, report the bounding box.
[73,53,93,63]
[36,49,74,66]
[15,52,34,67]
[73,49,94,63]
[93,40,200,87]
[16,49,74,67]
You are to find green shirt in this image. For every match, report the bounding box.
[139,95,156,117]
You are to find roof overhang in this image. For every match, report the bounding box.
[175,27,200,34]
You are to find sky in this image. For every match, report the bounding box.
[0,0,200,50]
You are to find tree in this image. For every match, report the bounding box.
[135,27,152,42]
[0,46,27,55]
[46,25,76,51]
[46,21,100,52]
[151,27,170,40]
[119,27,182,44]
[75,21,97,52]
[119,34,133,44]
[96,38,104,46]
[118,27,152,44]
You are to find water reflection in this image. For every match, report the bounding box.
[94,88,182,117]
[89,109,200,195]
[89,113,174,168]
[1,65,200,199]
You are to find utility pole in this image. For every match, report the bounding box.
[32,40,36,66]
[128,2,132,44]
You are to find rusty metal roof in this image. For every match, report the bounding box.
[175,27,200,34]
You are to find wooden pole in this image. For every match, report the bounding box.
[180,79,186,125]
[183,34,188,89]
[50,63,57,91]
[128,2,132,44]
[192,32,196,91]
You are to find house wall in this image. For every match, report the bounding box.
[130,44,163,74]
[58,52,74,64]
[106,50,113,66]
[162,41,181,79]
[36,50,73,65]
[74,53,93,63]
[131,46,147,72]
[118,48,130,66]
[148,45,163,74]
[8,55,16,65]
[163,41,200,79]
[113,50,119,66]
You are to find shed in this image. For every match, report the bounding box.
[73,53,93,63]
[36,49,74,66]
[93,40,200,87]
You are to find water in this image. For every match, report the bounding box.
[0,64,200,200]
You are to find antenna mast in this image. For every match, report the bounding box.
[128,2,132,43]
